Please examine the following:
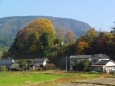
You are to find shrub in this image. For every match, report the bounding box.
[36,67,44,71]
[45,63,56,70]
[110,72,115,76]
[19,59,27,71]
[89,71,99,74]
[0,65,8,72]
[75,60,90,71]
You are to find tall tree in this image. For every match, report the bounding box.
[75,40,89,54]
[64,31,74,44]
[85,28,98,43]
[9,18,55,57]
[56,26,64,40]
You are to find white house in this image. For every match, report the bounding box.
[69,54,115,72]
[91,60,115,73]
[27,58,48,68]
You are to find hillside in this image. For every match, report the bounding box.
[0,16,90,47]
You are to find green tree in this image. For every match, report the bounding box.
[86,28,98,43]
[19,59,27,71]
[75,60,90,71]
[53,38,62,46]
[39,32,51,49]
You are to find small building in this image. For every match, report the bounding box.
[91,60,115,73]
[27,58,47,68]
[69,54,115,72]
[0,59,19,70]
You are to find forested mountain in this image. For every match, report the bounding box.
[0,16,90,47]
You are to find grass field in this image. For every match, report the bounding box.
[0,70,111,86]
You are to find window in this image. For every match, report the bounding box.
[92,59,97,64]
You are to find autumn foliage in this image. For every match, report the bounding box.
[74,28,115,57]
[9,18,55,56]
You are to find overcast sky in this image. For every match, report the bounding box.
[0,0,115,31]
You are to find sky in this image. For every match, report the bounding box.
[0,0,115,31]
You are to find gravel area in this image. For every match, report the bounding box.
[55,77,115,86]
[55,83,106,86]
[79,77,115,85]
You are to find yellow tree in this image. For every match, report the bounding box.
[75,41,89,54]
[10,18,55,53]
[28,18,55,40]
[64,31,74,44]
[85,28,98,42]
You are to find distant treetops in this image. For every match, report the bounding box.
[10,18,55,54]
[8,18,115,59]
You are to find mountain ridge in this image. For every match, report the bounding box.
[0,16,91,47]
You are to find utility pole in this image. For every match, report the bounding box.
[66,56,67,71]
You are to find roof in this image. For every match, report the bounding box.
[0,59,14,65]
[93,54,110,59]
[95,60,110,65]
[69,54,110,60]
[26,58,46,63]
[69,55,92,59]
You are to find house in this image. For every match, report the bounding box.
[0,59,19,70]
[69,54,115,72]
[27,58,47,69]
[0,58,47,70]
[91,60,115,73]
[69,55,93,70]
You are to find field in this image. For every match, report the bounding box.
[0,70,113,86]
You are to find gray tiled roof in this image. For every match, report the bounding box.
[93,54,110,59]
[96,60,110,65]
[27,58,46,63]
[69,54,110,59]
[69,55,93,59]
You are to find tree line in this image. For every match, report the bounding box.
[2,18,115,66]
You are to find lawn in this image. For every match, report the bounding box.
[0,70,111,86]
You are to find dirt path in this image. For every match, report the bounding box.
[55,77,115,86]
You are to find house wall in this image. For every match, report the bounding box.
[91,58,98,64]
[43,60,47,67]
[103,66,115,73]
[92,66,103,72]
[34,63,43,67]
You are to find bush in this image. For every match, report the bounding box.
[0,65,8,72]
[19,59,27,71]
[110,72,115,75]
[89,71,99,74]
[45,63,56,70]
[75,60,90,71]
[36,67,44,71]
